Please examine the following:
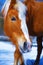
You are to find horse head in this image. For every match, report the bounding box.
[2,0,31,53]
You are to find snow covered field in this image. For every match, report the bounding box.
[0,41,43,65]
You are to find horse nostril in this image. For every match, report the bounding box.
[24,42,27,46]
[23,42,27,50]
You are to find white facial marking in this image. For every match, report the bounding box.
[15,1,31,43]
[2,0,11,17]
[18,37,24,48]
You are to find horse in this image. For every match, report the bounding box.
[2,0,32,65]
[24,0,43,65]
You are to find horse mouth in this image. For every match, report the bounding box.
[20,47,31,53]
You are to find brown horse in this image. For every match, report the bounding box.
[2,0,43,65]
[2,0,32,65]
[24,0,43,65]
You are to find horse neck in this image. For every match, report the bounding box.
[26,0,36,26]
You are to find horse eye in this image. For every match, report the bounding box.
[11,16,16,21]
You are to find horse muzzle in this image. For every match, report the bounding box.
[20,41,32,53]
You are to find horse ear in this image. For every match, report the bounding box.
[1,0,16,18]
[1,0,11,18]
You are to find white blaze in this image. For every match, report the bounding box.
[15,1,31,43]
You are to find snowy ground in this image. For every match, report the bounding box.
[0,41,43,65]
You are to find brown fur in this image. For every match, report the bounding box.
[2,0,25,65]
[4,7,25,65]
[25,0,43,36]
[24,0,43,65]
[2,0,43,65]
